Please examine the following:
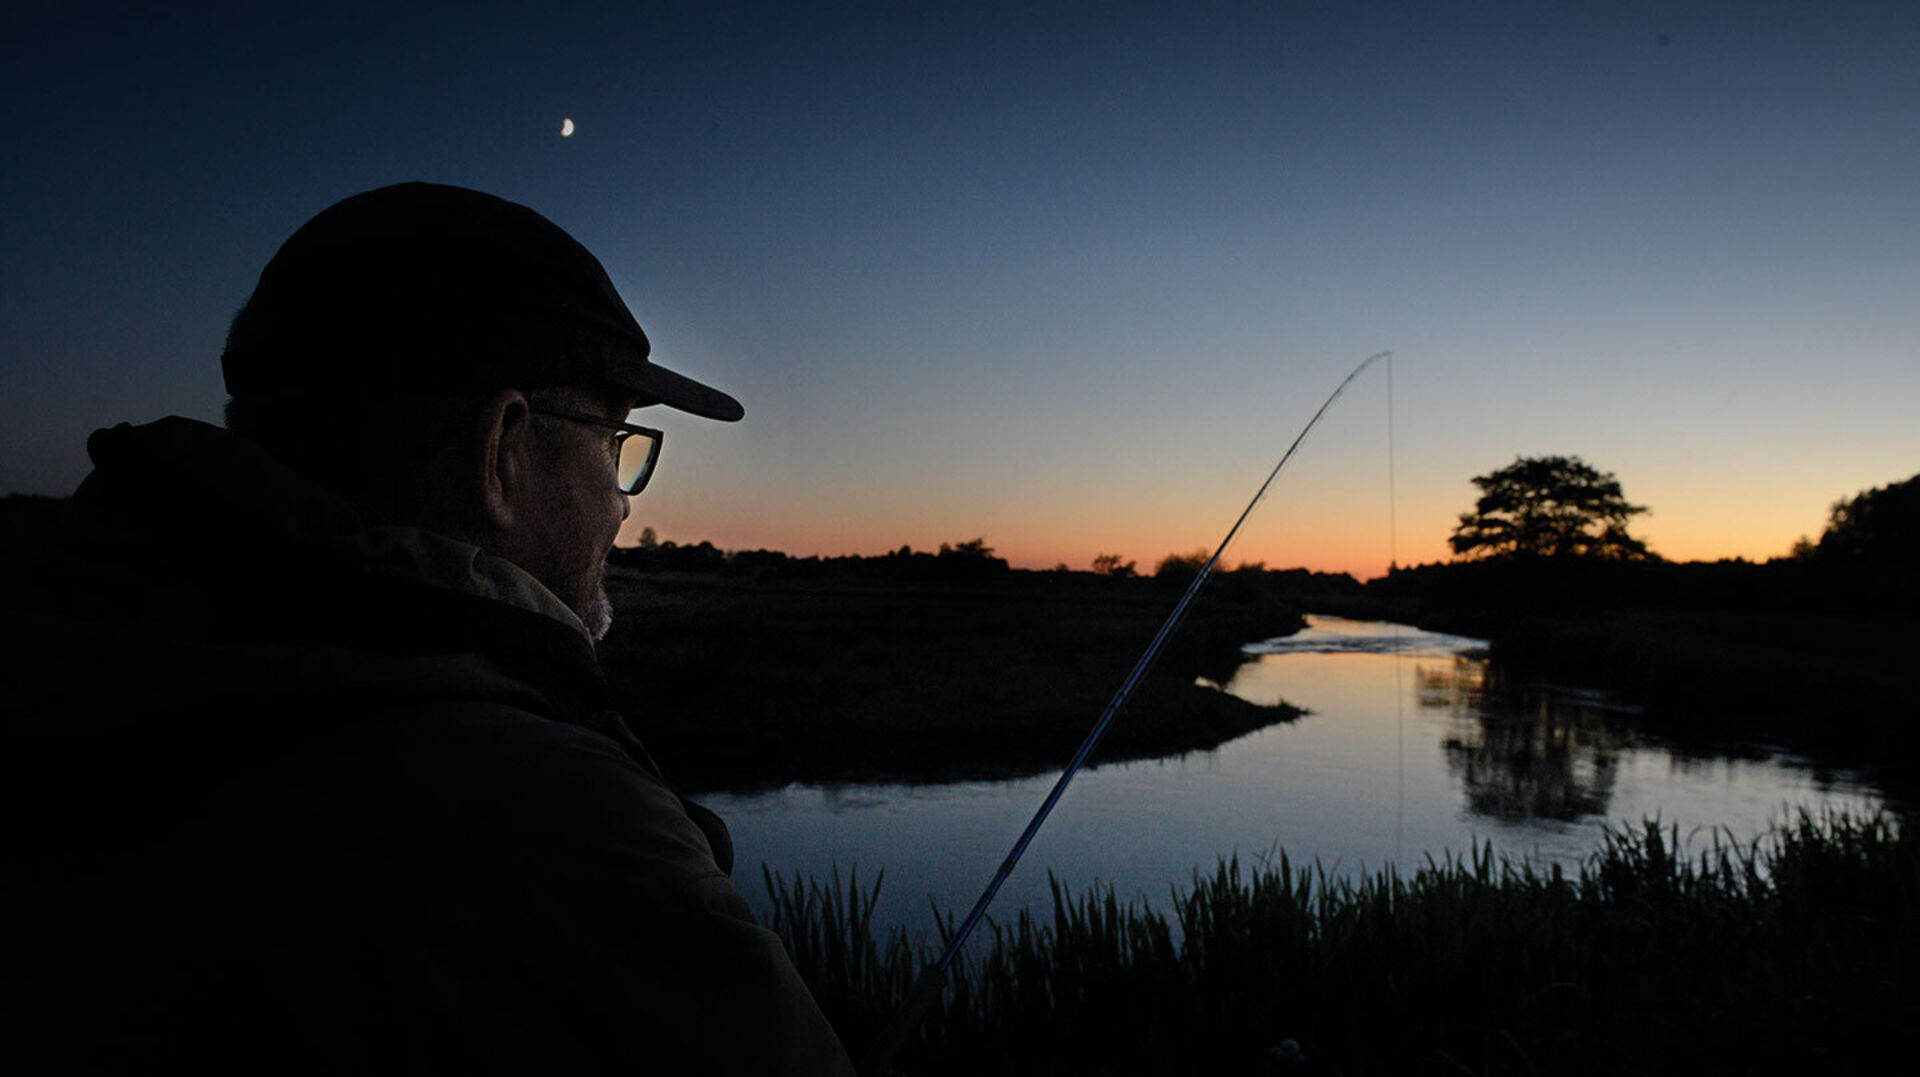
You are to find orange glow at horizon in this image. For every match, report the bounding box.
[621,483,1831,582]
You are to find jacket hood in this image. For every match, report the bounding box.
[1,417,616,743]
[75,416,593,639]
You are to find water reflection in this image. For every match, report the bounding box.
[711,617,1885,939]
[1421,656,1632,822]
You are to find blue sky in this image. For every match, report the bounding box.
[5,1,1916,576]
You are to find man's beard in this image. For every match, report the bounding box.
[583,582,614,642]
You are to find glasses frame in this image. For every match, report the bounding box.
[528,405,665,495]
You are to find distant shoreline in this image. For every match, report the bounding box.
[1318,557,1920,801]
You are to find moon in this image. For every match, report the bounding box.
[560,117,575,137]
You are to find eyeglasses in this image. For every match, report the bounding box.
[528,406,665,495]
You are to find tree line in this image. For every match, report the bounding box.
[611,528,1361,596]
[1445,454,1916,567]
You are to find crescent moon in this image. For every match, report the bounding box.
[561,118,575,137]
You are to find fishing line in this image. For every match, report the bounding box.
[861,351,1393,1077]
[1388,354,1405,866]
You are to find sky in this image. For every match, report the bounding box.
[5,1,1916,579]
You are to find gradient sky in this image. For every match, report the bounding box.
[6,1,1916,579]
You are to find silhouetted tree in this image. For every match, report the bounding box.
[729,548,793,574]
[1815,473,1920,564]
[1450,455,1651,560]
[1090,552,1136,578]
[933,536,1009,579]
[1153,549,1211,585]
[937,537,997,560]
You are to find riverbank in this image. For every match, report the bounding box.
[773,810,1917,1074]
[1319,557,1920,798]
[600,569,1308,792]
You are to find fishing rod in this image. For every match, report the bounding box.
[860,351,1392,1076]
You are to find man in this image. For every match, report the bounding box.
[1,184,855,1073]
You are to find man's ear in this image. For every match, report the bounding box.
[475,388,532,531]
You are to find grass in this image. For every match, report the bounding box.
[766,809,1919,1075]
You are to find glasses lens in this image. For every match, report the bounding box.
[617,430,661,493]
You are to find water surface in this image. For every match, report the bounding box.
[711,616,1884,942]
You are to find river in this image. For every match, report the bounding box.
[705,616,1886,943]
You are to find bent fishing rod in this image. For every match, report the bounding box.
[860,350,1392,1076]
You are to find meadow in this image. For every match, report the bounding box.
[598,566,1310,791]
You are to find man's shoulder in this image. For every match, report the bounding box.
[315,697,731,883]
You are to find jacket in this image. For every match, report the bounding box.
[0,417,854,1075]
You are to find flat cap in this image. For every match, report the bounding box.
[222,182,743,421]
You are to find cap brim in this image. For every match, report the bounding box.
[625,361,745,422]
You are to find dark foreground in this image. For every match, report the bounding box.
[600,569,1307,792]
[771,810,1917,1075]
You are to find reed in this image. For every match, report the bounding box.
[766,809,1917,1074]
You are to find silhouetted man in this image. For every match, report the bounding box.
[1,183,854,1074]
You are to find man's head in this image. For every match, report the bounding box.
[221,183,742,638]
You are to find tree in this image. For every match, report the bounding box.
[1814,472,1920,563]
[1090,552,1136,577]
[933,536,1008,579]
[937,537,997,560]
[1450,455,1651,560]
[1153,548,1212,584]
